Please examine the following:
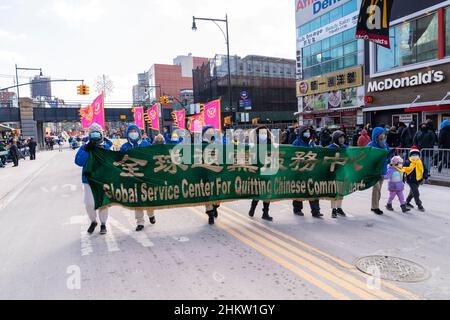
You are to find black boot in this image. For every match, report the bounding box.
[213,205,220,218]
[332,209,338,219]
[386,203,394,211]
[337,208,347,217]
[207,210,215,225]
[312,211,323,219]
[293,201,304,216]
[136,225,144,232]
[261,203,273,222]
[149,216,156,225]
[418,205,425,212]
[249,200,258,218]
[87,222,98,234]
[100,225,107,235]
[401,205,411,213]
[406,203,414,209]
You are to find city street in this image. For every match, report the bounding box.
[1,149,449,300]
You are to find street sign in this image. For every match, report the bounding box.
[239,91,252,110]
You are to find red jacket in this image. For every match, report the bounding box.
[358,130,372,147]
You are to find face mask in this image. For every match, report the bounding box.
[129,132,139,141]
[90,132,102,142]
[410,155,420,161]
[303,132,311,139]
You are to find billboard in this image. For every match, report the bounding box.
[295,0,353,26]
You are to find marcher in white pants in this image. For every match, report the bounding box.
[119,125,154,232]
[135,209,156,231]
[84,184,109,227]
[75,123,113,235]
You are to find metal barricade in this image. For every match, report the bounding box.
[393,147,450,179]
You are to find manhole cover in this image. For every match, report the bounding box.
[355,256,430,283]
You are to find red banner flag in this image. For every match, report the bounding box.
[147,103,160,132]
[133,107,145,130]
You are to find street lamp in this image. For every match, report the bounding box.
[191,15,233,116]
[15,65,43,102]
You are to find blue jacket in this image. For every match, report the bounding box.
[328,143,348,150]
[292,137,316,148]
[368,127,392,175]
[440,120,450,130]
[75,139,112,184]
[120,125,151,152]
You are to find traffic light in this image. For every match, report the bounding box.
[77,85,90,95]
[159,96,170,104]
[224,116,232,126]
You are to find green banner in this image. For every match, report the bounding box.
[85,145,388,210]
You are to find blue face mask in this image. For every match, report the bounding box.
[303,132,311,139]
[129,132,139,141]
[90,132,102,142]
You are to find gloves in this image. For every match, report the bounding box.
[84,142,97,152]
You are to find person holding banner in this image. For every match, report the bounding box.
[202,125,221,225]
[75,123,112,235]
[248,126,274,222]
[292,126,323,219]
[328,131,348,219]
[120,124,155,231]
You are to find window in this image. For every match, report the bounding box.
[320,14,330,27]
[342,0,357,16]
[329,6,343,22]
[330,33,343,48]
[376,12,439,72]
[311,42,322,55]
[310,17,321,31]
[322,38,331,51]
[447,8,450,56]
[344,54,357,68]
[344,41,357,55]
[343,27,356,42]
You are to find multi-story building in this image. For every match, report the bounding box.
[193,54,297,125]
[295,0,365,135]
[132,72,149,105]
[363,0,450,131]
[0,91,17,108]
[31,76,52,99]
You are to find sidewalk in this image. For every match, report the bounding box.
[0,150,63,201]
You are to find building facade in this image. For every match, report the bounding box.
[364,0,450,131]
[295,0,365,136]
[193,54,297,125]
[31,76,52,99]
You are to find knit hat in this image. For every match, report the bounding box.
[88,123,103,134]
[390,156,404,166]
[410,146,420,157]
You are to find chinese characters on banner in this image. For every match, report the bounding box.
[203,99,222,130]
[133,107,145,130]
[147,103,160,132]
[172,109,186,130]
[188,112,204,133]
[80,93,105,130]
[355,0,394,49]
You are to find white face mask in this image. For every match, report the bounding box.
[303,132,311,139]
[129,132,139,141]
[410,155,420,161]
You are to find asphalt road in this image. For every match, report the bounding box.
[1,149,450,300]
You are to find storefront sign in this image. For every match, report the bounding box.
[368,70,445,93]
[298,12,359,48]
[297,66,363,97]
[399,114,413,123]
[296,0,353,25]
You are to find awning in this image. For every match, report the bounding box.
[0,123,14,131]
[405,104,450,113]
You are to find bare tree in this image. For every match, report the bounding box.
[94,74,114,98]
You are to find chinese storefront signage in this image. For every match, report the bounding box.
[297,66,363,97]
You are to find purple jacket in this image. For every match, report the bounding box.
[385,166,405,191]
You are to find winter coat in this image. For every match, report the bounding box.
[320,131,332,147]
[120,125,151,153]
[292,126,316,148]
[28,140,37,151]
[75,139,112,184]
[387,131,400,148]
[439,120,450,149]
[357,130,371,147]
[401,127,417,148]
[9,143,19,158]
[368,127,391,175]
[414,126,437,149]
[384,166,405,191]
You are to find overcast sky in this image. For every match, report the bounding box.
[0,0,296,105]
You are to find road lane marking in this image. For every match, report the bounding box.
[104,226,120,253]
[109,218,154,248]
[222,205,423,300]
[190,208,351,300]
[221,210,396,300]
[0,157,56,210]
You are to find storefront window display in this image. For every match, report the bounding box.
[376,12,439,72]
